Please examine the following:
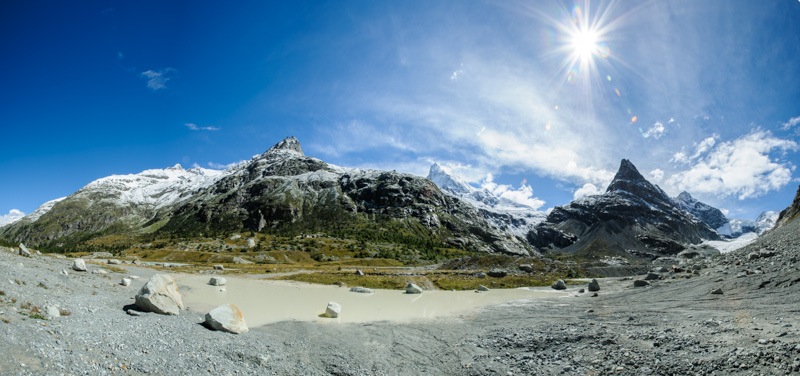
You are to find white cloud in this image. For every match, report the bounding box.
[480,174,545,210]
[0,209,25,227]
[573,183,603,200]
[649,169,664,182]
[782,115,800,130]
[642,121,666,139]
[668,118,675,124]
[185,123,220,131]
[450,69,464,81]
[666,130,798,200]
[141,68,175,91]
[671,135,718,164]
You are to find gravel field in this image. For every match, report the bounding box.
[1,218,799,375]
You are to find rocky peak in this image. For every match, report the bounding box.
[605,159,671,203]
[673,191,728,230]
[266,136,304,155]
[427,163,472,195]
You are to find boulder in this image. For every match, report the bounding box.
[644,273,660,281]
[92,269,108,275]
[46,306,61,319]
[711,288,723,295]
[60,269,69,277]
[518,264,533,273]
[72,259,87,272]
[487,268,507,278]
[209,277,227,286]
[213,264,224,270]
[354,269,365,276]
[405,283,423,294]
[587,279,600,292]
[324,302,341,318]
[18,244,32,258]
[633,280,650,287]
[108,259,122,265]
[134,274,184,315]
[204,304,248,334]
[349,286,373,294]
[246,238,257,248]
[232,257,253,265]
[551,279,567,290]
[120,278,131,286]
[477,285,490,292]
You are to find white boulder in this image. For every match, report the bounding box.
[18,244,32,257]
[120,278,131,286]
[134,274,184,315]
[204,304,248,334]
[324,302,341,318]
[72,259,87,272]
[209,277,227,286]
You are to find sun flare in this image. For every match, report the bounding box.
[571,28,599,61]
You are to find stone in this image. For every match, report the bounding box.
[134,274,184,315]
[108,259,121,265]
[578,288,585,293]
[18,244,32,258]
[748,252,760,261]
[551,279,567,290]
[72,259,87,272]
[92,269,108,275]
[588,279,600,292]
[477,285,490,292]
[45,306,60,319]
[354,269,365,276]
[487,268,507,278]
[60,269,69,277]
[120,278,131,286]
[711,288,723,295]
[405,283,423,294]
[349,286,373,294]
[518,264,533,273]
[132,259,140,265]
[204,304,248,334]
[209,277,227,286]
[475,272,487,278]
[232,257,253,264]
[633,280,650,287]
[213,264,224,270]
[644,273,660,281]
[324,302,341,318]
[126,309,142,316]
[246,238,257,248]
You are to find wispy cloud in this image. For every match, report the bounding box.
[782,115,800,130]
[642,121,666,139]
[184,123,220,131]
[666,130,798,200]
[480,174,545,210]
[141,68,175,91]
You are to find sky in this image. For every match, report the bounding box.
[2,0,800,224]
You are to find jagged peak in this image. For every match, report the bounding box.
[266,136,304,155]
[606,159,648,192]
[677,191,694,201]
[167,163,184,171]
[427,163,472,195]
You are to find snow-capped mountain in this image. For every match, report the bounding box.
[426,163,546,239]
[717,211,778,238]
[673,191,729,230]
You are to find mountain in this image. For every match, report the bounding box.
[529,159,719,260]
[426,163,547,240]
[1,137,532,256]
[775,185,800,228]
[673,191,728,230]
[717,211,778,238]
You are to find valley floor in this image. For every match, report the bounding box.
[0,246,799,375]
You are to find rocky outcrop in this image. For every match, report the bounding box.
[134,274,184,315]
[776,185,800,228]
[530,159,719,261]
[204,304,248,334]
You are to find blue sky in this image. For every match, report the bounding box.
[2,0,800,223]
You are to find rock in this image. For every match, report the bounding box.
[246,238,257,248]
[518,264,533,273]
[129,275,140,279]
[46,306,60,318]
[107,259,121,265]
[405,283,423,294]
[132,259,140,265]
[475,272,487,278]
[633,280,650,287]
[354,269,365,276]
[487,268,507,278]
[644,273,660,281]
[748,252,760,261]
[209,277,227,286]
[72,259,87,272]
[232,257,253,264]
[588,279,600,292]
[477,285,490,292]
[120,278,131,286]
[578,288,585,293]
[60,269,69,277]
[134,274,184,315]
[323,302,342,318]
[92,269,108,275]
[551,279,567,290]
[126,309,142,316]
[591,292,598,297]
[711,288,723,295]
[18,244,32,257]
[204,304,248,334]
[349,286,373,294]
[213,264,224,270]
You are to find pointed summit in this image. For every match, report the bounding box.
[267,136,304,155]
[427,163,472,195]
[606,159,650,193]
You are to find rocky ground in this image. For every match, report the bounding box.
[1,220,800,375]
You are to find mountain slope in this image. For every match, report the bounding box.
[529,159,719,260]
[673,191,728,230]
[775,185,800,228]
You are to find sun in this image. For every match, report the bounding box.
[571,28,600,62]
